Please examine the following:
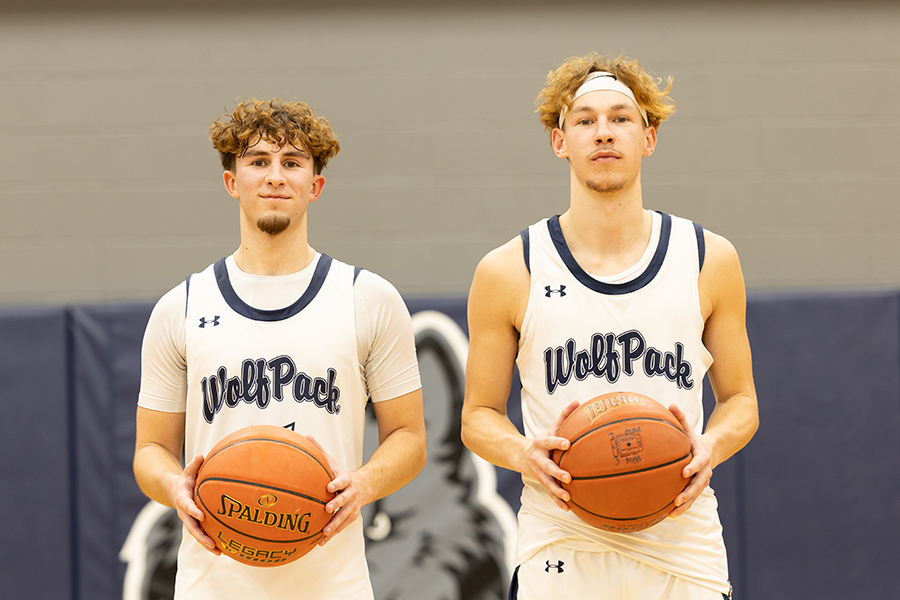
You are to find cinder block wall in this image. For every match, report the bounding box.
[1,1,897,304]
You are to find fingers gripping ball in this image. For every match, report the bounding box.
[194,425,335,567]
[550,392,692,533]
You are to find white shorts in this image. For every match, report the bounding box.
[511,545,730,600]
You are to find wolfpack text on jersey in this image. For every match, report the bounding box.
[183,254,366,470]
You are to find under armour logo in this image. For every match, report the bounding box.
[545,560,564,573]
[199,316,220,328]
[545,285,566,297]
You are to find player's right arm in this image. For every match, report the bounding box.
[461,237,578,511]
[132,284,220,554]
[133,409,217,553]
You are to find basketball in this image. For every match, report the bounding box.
[194,425,335,567]
[551,392,692,533]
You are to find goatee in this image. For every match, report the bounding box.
[586,177,626,193]
[257,214,291,235]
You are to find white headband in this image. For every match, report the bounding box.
[558,71,649,127]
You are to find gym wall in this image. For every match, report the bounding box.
[0,0,897,304]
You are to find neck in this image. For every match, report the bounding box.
[233,214,316,276]
[558,184,652,277]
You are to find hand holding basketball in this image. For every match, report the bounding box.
[304,435,368,547]
[173,453,220,555]
[524,399,581,511]
[667,403,713,518]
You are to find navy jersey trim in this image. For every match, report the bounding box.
[508,565,519,600]
[353,266,362,284]
[213,254,333,322]
[184,275,192,318]
[693,221,705,272]
[547,212,671,295]
[519,228,531,274]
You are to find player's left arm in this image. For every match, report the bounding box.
[313,270,426,545]
[310,389,426,545]
[670,230,759,517]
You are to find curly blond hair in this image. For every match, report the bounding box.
[209,98,340,174]
[536,53,675,132]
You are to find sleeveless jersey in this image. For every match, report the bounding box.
[175,253,373,599]
[514,212,730,595]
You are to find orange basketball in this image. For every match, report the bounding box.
[194,425,335,567]
[551,392,692,533]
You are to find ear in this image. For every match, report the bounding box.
[222,170,240,199]
[643,126,658,157]
[551,127,568,159]
[308,174,326,203]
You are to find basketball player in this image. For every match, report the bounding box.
[461,54,759,599]
[133,98,426,599]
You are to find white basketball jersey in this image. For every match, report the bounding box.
[514,212,730,595]
[175,253,373,599]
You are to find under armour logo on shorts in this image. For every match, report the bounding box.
[545,560,564,573]
[545,285,566,297]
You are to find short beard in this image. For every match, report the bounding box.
[586,176,626,194]
[257,214,291,235]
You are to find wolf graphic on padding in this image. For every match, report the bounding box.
[362,310,516,600]
[120,309,516,600]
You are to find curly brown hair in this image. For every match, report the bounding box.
[209,98,341,174]
[536,53,675,133]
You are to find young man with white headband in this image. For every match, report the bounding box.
[462,53,758,599]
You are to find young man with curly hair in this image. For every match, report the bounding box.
[134,98,426,599]
[462,54,758,599]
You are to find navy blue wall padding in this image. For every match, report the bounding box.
[0,307,71,600]
[702,377,744,595]
[741,290,900,598]
[69,304,154,600]
[1,291,899,599]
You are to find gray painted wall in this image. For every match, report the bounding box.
[1,1,897,304]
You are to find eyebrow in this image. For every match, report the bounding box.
[609,103,637,113]
[242,147,309,159]
[571,102,637,116]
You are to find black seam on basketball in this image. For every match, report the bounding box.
[205,437,333,478]
[197,477,329,506]
[569,497,675,522]
[568,416,684,447]
[568,452,691,480]
[206,516,325,545]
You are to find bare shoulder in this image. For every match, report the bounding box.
[703,229,740,271]
[475,235,529,286]
[469,236,531,330]
[699,229,746,319]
